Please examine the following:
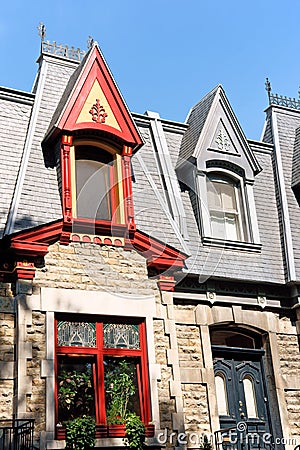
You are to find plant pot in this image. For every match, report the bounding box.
[108,424,126,437]
[145,424,155,437]
[95,425,108,438]
[56,425,66,440]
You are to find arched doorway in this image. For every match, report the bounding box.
[211,327,274,449]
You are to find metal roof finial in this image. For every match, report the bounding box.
[87,36,94,50]
[265,78,272,104]
[37,22,46,42]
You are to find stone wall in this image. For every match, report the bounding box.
[0,282,14,420]
[34,242,156,295]
[277,318,300,438]
[25,312,46,437]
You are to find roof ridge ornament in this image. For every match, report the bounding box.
[37,22,46,42]
[265,77,300,110]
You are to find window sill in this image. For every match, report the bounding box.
[202,237,262,252]
[56,423,155,440]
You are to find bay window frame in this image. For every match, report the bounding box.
[55,316,151,429]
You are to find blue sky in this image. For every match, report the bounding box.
[0,0,299,140]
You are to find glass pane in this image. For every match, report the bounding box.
[104,357,140,424]
[221,182,236,210]
[210,212,226,239]
[225,214,239,240]
[243,377,258,418]
[76,159,112,221]
[207,182,222,209]
[57,321,96,347]
[103,323,140,349]
[57,356,96,422]
[215,374,228,416]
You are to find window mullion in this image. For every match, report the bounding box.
[97,322,106,425]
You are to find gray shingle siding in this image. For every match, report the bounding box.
[12,58,77,233]
[178,86,218,165]
[274,108,300,280]
[0,95,33,237]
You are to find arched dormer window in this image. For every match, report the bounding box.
[207,173,247,241]
[196,163,261,251]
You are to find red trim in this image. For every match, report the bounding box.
[157,275,176,292]
[61,137,73,225]
[122,146,135,232]
[130,230,187,273]
[55,318,151,428]
[49,46,143,150]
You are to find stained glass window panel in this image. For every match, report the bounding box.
[103,323,140,349]
[57,321,96,347]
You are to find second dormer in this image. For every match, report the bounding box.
[177,85,262,251]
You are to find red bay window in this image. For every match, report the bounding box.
[55,316,151,438]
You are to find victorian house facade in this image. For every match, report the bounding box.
[0,33,299,450]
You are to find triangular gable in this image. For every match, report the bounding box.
[192,86,261,178]
[46,44,143,149]
[209,118,239,156]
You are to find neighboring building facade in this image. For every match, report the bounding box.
[0,34,300,450]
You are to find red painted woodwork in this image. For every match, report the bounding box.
[131,230,187,273]
[55,318,151,429]
[122,145,135,232]
[46,45,143,151]
[61,136,73,225]
[157,275,176,292]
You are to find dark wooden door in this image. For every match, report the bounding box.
[213,347,274,450]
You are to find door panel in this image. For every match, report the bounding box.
[213,348,273,450]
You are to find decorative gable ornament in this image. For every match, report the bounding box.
[209,119,240,156]
[44,43,142,150]
[189,85,261,179]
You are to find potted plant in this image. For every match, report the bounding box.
[105,358,148,446]
[65,416,96,450]
[57,367,97,445]
[105,359,136,436]
[124,412,145,450]
[199,433,213,450]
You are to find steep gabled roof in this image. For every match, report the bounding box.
[177,85,261,177]
[44,42,143,150]
[178,85,219,165]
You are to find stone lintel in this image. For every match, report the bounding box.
[180,367,202,383]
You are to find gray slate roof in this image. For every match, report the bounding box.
[177,85,219,166]
[0,87,34,238]
[1,45,299,285]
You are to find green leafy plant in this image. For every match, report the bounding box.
[124,412,145,450]
[65,416,95,450]
[58,367,94,421]
[199,434,213,450]
[105,359,137,424]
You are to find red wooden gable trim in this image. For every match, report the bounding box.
[131,230,187,273]
[8,220,63,257]
[1,221,186,281]
[54,45,143,149]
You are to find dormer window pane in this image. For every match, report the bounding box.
[75,146,113,221]
[207,174,247,241]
